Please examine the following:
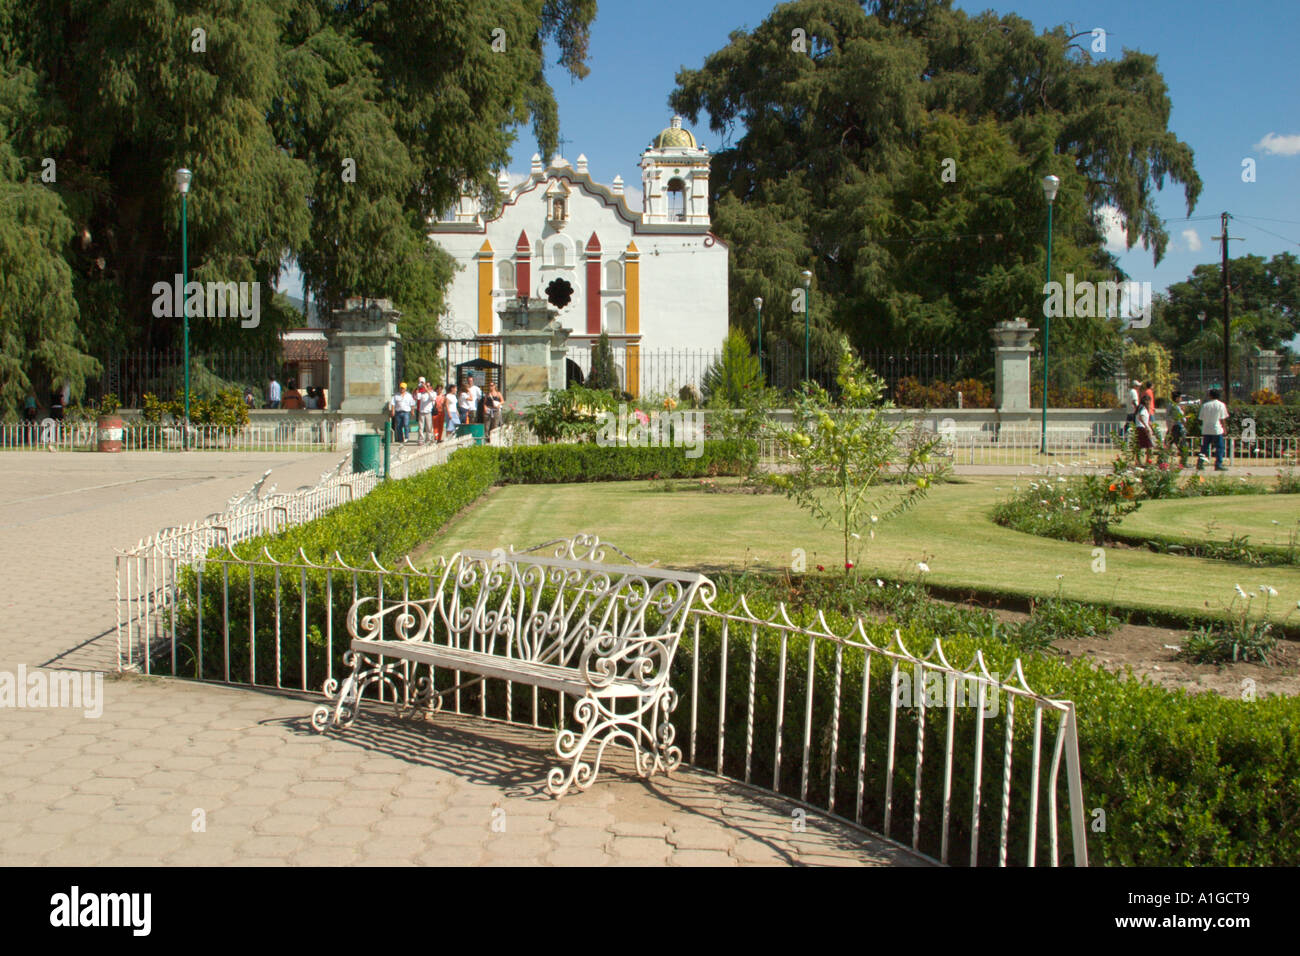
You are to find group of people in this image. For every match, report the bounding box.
[258,377,325,410]
[389,377,504,444]
[1125,378,1230,471]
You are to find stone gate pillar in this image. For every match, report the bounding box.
[497,296,571,409]
[1248,350,1281,396]
[991,318,1037,413]
[325,298,402,413]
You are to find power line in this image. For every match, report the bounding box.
[1234,215,1300,227]
[1232,217,1300,248]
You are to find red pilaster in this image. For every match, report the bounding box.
[585,232,602,334]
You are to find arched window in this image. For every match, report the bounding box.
[604,260,623,290]
[552,244,567,267]
[605,301,624,334]
[497,260,515,291]
[666,178,686,222]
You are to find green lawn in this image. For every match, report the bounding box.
[1116,494,1300,547]
[432,476,1300,624]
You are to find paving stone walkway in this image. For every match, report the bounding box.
[0,450,926,866]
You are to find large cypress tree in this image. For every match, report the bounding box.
[671,0,1201,385]
[0,0,596,413]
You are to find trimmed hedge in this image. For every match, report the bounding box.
[242,445,501,564]
[494,439,756,484]
[1226,404,1300,438]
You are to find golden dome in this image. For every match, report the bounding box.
[653,115,697,149]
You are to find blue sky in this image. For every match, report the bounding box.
[282,1,1300,342]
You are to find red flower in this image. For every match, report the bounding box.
[817,565,825,572]
[845,561,854,570]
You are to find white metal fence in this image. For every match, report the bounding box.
[2,420,345,452]
[115,436,473,670]
[757,427,1299,470]
[114,533,1088,867]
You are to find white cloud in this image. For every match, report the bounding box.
[1254,132,1300,156]
[1181,228,1203,252]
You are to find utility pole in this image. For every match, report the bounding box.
[1211,212,1243,401]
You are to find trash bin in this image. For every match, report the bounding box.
[96,414,124,452]
[352,432,383,475]
[455,423,485,446]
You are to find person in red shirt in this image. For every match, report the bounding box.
[433,384,446,442]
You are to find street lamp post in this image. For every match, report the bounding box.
[1040,174,1060,455]
[1197,311,1206,391]
[175,168,193,449]
[753,297,763,382]
[800,270,812,384]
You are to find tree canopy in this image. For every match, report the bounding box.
[670,0,1201,385]
[1140,252,1300,368]
[0,0,595,412]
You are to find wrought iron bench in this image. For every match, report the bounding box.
[309,537,711,795]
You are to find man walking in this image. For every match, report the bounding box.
[1124,379,1141,436]
[267,375,282,409]
[1198,389,1230,471]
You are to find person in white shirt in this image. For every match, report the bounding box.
[1133,403,1154,465]
[267,376,282,409]
[1198,389,1230,471]
[391,383,416,442]
[416,380,435,444]
[1124,379,1140,436]
[469,379,483,423]
[458,379,475,424]
[443,382,461,434]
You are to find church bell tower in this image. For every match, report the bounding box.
[640,115,711,226]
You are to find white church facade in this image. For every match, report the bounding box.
[427,116,729,395]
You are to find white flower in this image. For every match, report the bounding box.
[1261,586,1278,597]
[876,579,884,588]
[917,562,930,573]
[870,515,878,523]
[1071,506,1081,512]
[1058,476,1067,483]
[851,532,860,539]
[1055,574,1064,580]
[1234,584,1247,598]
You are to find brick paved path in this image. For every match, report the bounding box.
[0,451,926,866]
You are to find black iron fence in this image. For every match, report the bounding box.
[1171,357,1258,402]
[564,339,970,398]
[94,348,283,408]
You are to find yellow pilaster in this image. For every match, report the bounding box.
[624,242,640,397]
[476,239,493,361]
[625,242,640,334]
[626,344,640,398]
